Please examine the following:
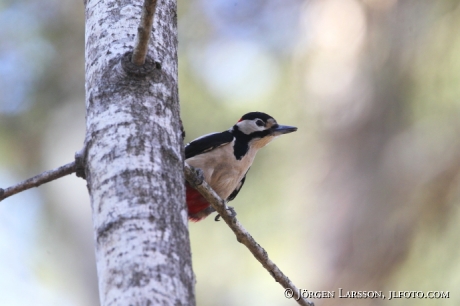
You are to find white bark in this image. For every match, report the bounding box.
[84,0,194,305]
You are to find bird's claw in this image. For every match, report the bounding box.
[214,206,237,221]
[192,168,204,186]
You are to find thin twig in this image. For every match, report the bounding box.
[132,0,158,66]
[184,163,314,306]
[0,162,77,201]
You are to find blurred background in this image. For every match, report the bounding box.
[1,0,460,305]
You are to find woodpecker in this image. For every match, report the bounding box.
[185,112,297,221]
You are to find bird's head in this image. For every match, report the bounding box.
[232,112,297,149]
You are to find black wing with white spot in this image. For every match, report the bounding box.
[185,131,234,159]
[226,168,249,201]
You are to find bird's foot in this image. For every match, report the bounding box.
[214,206,237,221]
[191,167,204,186]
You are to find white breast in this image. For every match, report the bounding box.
[185,140,259,200]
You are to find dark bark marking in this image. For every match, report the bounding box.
[121,51,162,80]
[97,215,149,244]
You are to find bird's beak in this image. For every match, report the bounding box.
[270,125,298,136]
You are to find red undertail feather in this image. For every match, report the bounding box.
[186,184,211,222]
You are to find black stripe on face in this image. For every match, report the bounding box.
[232,126,271,160]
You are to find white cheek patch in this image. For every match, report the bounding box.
[237,119,266,134]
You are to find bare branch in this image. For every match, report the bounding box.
[184,163,314,306]
[0,162,77,202]
[132,0,158,66]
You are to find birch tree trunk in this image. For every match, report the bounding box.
[84,0,195,305]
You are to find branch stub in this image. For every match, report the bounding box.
[121,52,161,79]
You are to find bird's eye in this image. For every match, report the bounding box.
[255,120,264,127]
